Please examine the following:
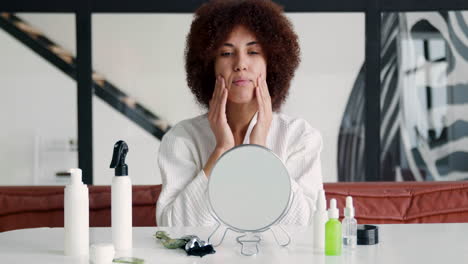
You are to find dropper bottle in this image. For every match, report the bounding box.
[325,198,342,256]
[342,196,357,249]
[313,189,328,252]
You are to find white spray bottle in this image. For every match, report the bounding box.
[64,168,89,256]
[313,189,328,252]
[110,140,132,252]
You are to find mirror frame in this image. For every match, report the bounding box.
[207,144,293,233]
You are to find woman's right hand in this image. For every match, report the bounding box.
[203,75,234,178]
[208,75,235,152]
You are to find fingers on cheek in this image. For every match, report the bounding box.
[259,84,265,103]
[221,77,226,89]
[214,80,218,97]
[220,90,227,113]
[218,89,227,116]
[208,100,213,118]
[263,80,269,97]
[256,87,262,103]
[221,89,226,103]
[259,88,266,113]
[263,84,271,105]
[213,95,220,117]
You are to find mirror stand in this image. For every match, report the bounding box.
[207,222,229,247]
[269,225,291,247]
[207,222,292,256]
[236,232,262,256]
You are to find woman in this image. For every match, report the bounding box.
[156,0,323,227]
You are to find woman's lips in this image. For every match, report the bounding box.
[232,80,250,86]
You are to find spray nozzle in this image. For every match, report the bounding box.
[110,140,129,176]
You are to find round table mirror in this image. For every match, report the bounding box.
[207,144,292,255]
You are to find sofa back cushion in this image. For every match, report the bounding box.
[1,182,467,232]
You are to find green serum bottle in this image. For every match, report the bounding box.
[325,198,342,256]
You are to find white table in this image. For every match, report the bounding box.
[0,224,467,263]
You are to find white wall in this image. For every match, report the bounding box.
[0,12,364,185]
[0,22,77,185]
[286,13,364,182]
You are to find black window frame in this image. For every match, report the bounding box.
[2,0,468,184]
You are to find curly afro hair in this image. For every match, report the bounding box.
[185,0,300,112]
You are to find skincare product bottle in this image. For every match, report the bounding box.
[64,168,89,256]
[342,196,357,249]
[325,198,342,256]
[110,140,132,252]
[313,189,328,252]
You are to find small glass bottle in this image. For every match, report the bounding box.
[342,196,357,249]
[325,199,342,256]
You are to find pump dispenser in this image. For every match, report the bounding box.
[110,140,132,252]
[325,199,342,256]
[64,168,89,256]
[343,196,357,249]
[313,189,328,252]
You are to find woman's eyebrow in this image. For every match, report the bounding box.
[222,41,258,47]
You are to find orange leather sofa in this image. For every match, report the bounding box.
[1,182,467,232]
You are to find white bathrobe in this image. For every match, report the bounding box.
[156,112,323,227]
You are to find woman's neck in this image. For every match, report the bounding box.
[226,102,257,144]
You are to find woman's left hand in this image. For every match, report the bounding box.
[250,74,272,147]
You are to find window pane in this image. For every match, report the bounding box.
[380,11,468,181]
[0,13,77,185]
[284,13,365,182]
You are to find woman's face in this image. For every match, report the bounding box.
[214,25,267,105]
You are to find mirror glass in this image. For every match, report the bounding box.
[208,144,291,232]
